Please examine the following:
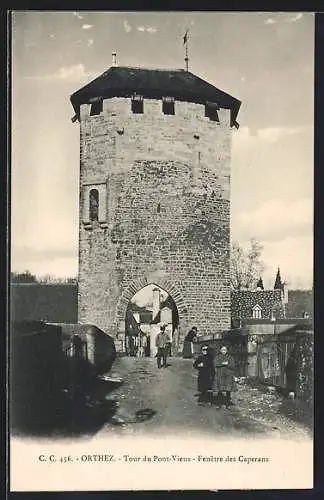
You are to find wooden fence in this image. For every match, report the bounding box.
[254,329,314,403]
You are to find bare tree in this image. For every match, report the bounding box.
[230,238,265,291]
[11,270,37,283]
[38,274,78,284]
[11,271,78,284]
[38,274,57,284]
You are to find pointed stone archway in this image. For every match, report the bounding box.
[116,276,189,353]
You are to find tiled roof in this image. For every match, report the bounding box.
[70,66,241,126]
[129,303,152,314]
[231,290,284,322]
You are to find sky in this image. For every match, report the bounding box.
[11,11,314,290]
[131,285,168,310]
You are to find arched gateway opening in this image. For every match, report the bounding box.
[124,284,179,357]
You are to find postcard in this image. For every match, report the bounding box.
[10,10,314,491]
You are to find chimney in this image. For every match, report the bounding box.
[112,51,117,67]
[152,288,160,319]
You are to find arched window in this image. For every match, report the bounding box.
[89,189,99,221]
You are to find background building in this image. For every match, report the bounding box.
[231,268,313,327]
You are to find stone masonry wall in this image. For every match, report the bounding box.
[78,97,234,346]
[294,332,314,407]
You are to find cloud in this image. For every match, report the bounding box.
[285,13,303,23]
[49,64,91,80]
[11,257,78,278]
[73,11,84,20]
[12,245,77,263]
[123,20,132,33]
[256,126,305,143]
[24,64,97,82]
[233,198,313,242]
[229,233,313,289]
[231,197,313,289]
[233,125,311,147]
[82,24,94,30]
[11,243,78,277]
[264,13,303,26]
[137,25,157,34]
[87,38,94,47]
[261,235,313,289]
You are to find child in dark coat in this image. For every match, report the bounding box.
[213,345,236,408]
[193,345,215,405]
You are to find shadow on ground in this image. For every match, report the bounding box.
[11,378,156,439]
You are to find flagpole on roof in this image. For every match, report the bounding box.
[183,29,189,71]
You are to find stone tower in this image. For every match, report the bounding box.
[70,65,241,348]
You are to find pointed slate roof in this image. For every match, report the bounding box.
[274,267,284,291]
[256,277,264,290]
[70,66,241,126]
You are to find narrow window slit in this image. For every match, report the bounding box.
[89,189,99,221]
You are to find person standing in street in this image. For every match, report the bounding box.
[193,345,215,405]
[182,326,198,358]
[213,345,236,409]
[138,333,147,358]
[155,325,171,368]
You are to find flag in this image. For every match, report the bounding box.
[183,30,188,45]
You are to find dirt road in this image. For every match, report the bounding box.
[96,357,312,440]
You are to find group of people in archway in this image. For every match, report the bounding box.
[125,333,154,357]
[185,327,236,409]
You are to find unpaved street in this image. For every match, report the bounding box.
[95,357,312,440]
